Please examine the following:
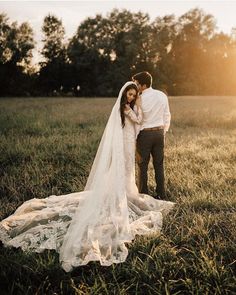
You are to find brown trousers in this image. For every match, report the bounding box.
[136,129,165,198]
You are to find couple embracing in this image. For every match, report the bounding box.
[0,71,174,272]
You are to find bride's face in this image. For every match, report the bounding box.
[126,89,137,103]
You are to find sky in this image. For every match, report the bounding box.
[1,0,236,64]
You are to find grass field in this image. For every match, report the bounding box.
[0,96,235,294]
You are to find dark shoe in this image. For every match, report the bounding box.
[153,195,162,200]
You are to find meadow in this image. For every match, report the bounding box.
[0,96,235,294]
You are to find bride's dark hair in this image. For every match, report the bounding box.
[120,83,138,128]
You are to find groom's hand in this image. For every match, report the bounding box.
[164,130,167,145]
[135,97,141,107]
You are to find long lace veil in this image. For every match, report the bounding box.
[59,82,137,271]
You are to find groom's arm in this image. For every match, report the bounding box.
[163,94,171,134]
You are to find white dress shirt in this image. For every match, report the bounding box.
[140,87,171,133]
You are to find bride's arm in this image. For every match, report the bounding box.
[124,97,143,124]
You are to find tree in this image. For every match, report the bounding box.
[39,14,68,95]
[150,14,178,94]
[170,8,217,94]
[67,9,153,96]
[0,13,35,96]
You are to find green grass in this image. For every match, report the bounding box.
[0,96,235,294]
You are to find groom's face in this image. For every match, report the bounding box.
[133,80,142,93]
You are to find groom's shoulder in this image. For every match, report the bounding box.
[153,88,168,99]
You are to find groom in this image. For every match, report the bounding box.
[132,71,171,199]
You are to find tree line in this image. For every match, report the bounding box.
[1,8,236,97]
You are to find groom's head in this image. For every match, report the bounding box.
[132,71,152,92]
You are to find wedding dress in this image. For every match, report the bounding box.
[0,82,175,272]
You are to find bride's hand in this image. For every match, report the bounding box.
[125,104,131,111]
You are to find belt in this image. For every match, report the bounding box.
[142,126,164,131]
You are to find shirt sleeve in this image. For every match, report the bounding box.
[163,95,171,132]
[124,106,143,124]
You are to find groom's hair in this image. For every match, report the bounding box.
[132,71,152,88]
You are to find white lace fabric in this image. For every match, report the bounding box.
[0,82,175,272]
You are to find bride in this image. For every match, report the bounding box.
[0,81,174,272]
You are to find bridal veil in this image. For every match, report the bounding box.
[59,82,136,271]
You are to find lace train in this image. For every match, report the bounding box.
[0,191,174,272]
